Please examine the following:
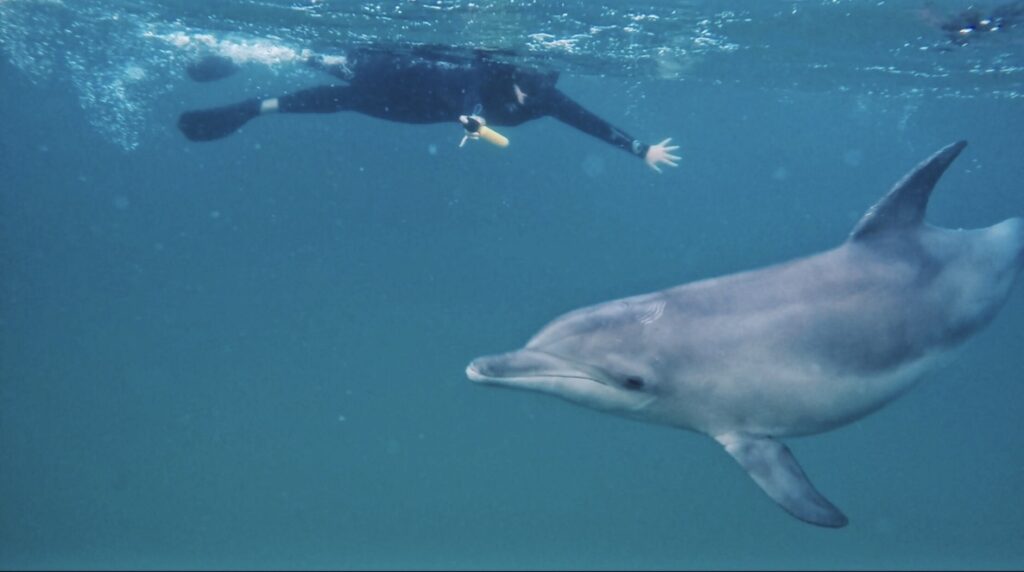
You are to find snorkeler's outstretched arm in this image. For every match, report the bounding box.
[541,89,679,172]
[643,138,681,173]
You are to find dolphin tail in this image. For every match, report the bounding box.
[715,433,848,528]
[849,140,967,241]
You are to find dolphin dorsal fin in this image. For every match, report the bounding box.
[848,140,967,241]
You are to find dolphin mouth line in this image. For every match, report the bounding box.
[466,363,607,386]
[535,374,607,386]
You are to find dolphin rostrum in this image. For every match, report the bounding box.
[466,141,1023,528]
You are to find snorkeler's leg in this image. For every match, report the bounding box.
[178,98,263,141]
[177,85,355,142]
[271,85,357,114]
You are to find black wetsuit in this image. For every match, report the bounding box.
[272,51,651,159]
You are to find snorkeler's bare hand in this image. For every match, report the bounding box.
[645,138,681,173]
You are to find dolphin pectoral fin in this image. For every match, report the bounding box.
[715,433,848,528]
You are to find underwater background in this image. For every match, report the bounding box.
[1,0,1023,569]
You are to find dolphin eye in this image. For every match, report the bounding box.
[624,377,645,390]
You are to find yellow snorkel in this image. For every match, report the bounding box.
[458,115,509,149]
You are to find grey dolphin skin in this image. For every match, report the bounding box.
[466,141,1024,528]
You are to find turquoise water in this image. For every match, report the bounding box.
[1,1,1023,569]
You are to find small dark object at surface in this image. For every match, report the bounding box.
[186,55,239,82]
[939,1,1024,45]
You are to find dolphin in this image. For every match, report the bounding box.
[466,141,1023,528]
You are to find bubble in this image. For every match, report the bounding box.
[897,101,919,133]
[582,154,606,178]
[1,1,185,150]
[771,166,789,181]
[0,0,64,82]
[122,65,146,81]
[427,143,438,155]
[113,196,130,210]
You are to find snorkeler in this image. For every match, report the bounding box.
[177,48,680,173]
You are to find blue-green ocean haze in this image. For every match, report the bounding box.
[1,1,1023,569]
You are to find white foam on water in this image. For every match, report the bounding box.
[0,0,309,150]
[143,29,307,66]
[1,1,187,149]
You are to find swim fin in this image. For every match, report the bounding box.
[177,98,262,142]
